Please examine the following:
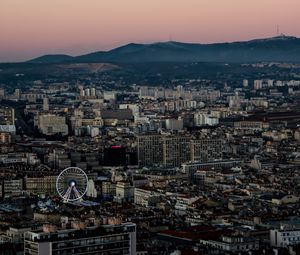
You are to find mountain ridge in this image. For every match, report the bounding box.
[28,35,300,64]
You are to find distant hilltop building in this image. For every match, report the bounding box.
[79,87,98,99]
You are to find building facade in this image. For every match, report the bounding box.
[35,114,68,136]
[270,228,300,248]
[163,136,191,168]
[190,139,222,163]
[137,135,163,167]
[25,176,57,195]
[24,223,136,255]
[137,134,223,168]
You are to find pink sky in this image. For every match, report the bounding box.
[1,0,300,61]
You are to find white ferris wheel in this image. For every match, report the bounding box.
[56,167,88,202]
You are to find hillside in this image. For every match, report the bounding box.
[28,35,300,63]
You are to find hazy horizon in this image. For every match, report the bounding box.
[1,0,300,62]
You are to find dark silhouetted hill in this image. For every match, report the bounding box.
[28,35,300,63]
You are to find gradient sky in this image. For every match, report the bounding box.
[1,0,300,62]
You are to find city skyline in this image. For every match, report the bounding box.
[1,0,300,61]
[1,1,300,254]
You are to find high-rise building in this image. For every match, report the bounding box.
[80,89,85,97]
[24,223,136,255]
[163,136,191,168]
[194,112,207,126]
[43,97,49,111]
[194,113,219,127]
[137,134,163,166]
[254,80,263,90]
[190,139,222,162]
[91,87,96,97]
[137,134,223,168]
[85,88,91,97]
[243,79,248,87]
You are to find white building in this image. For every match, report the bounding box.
[91,88,96,97]
[270,227,300,247]
[86,180,97,198]
[43,97,49,111]
[200,236,259,253]
[206,116,219,126]
[103,91,117,101]
[80,89,85,97]
[134,187,160,207]
[267,79,274,87]
[88,126,100,137]
[175,196,200,215]
[254,80,263,90]
[194,113,219,126]
[85,88,91,97]
[194,113,207,126]
[115,182,134,203]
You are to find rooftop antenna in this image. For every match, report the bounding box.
[276,24,280,36]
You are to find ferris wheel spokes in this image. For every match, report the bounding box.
[62,186,72,202]
[56,167,88,203]
[72,186,82,200]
